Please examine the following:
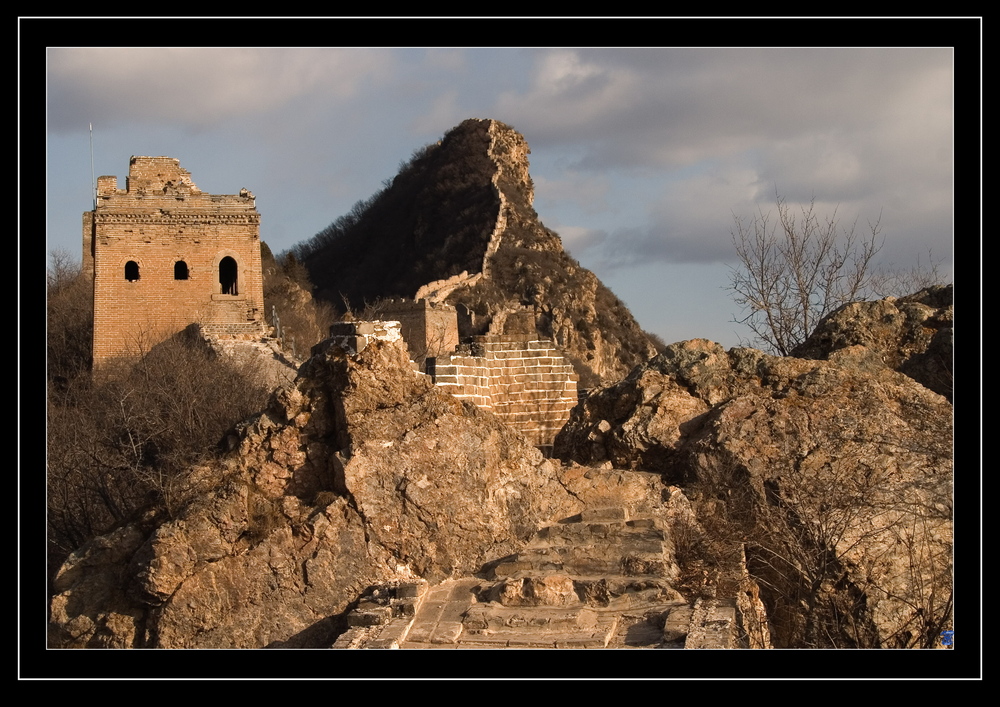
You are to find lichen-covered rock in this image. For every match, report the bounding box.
[311,340,580,582]
[555,338,953,648]
[791,285,953,400]
[49,338,579,648]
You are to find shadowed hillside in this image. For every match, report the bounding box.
[294,118,655,386]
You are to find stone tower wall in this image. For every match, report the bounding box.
[379,298,460,367]
[88,156,265,366]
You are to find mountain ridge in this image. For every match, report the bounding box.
[296,118,655,386]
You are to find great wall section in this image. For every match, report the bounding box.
[66,146,767,651]
[317,309,579,451]
[335,503,768,650]
[85,154,581,451]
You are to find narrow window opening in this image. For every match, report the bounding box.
[125,261,140,282]
[174,261,189,280]
[219,256,238,295]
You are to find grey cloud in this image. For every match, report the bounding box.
[47,48,396,132]
[492,48,952,175]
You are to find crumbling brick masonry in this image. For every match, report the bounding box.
[85,156,265,366]
[319,318,579,450]
[433,335,579,450]
[377,298,460,368]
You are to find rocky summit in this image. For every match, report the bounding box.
[791,284,953,401]
[49,332,763,649]
[554,337,953,648]
[50,338,582,648]
[297,118,655,387]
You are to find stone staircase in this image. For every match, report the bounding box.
[334,506,746,649]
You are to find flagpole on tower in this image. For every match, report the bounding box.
[90,122,96,210]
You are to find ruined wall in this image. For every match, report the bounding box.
[357,301,577,449]
[433,335,578,449]
[88,156,265,366]
[317,320,405,356]
[314,317,578,450]
[378,299,459,367]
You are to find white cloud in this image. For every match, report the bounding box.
[410,89,462,135]
[493,49,640,139]
[551,224,607,254]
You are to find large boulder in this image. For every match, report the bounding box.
[49,338,578,648]
[791,285,953,400]
[554,338,953,648]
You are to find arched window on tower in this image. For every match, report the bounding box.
[125,261,140,282]
[174,261,189,280]
[219,256,238,295]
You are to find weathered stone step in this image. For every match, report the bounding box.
[534,520,667,545]
[683,598,739,649]
[519,540,668,561]
[485,574,684,608]
[460,605,619,648]
[494,548,670,578]
[464,604,602,630]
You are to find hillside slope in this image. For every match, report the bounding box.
[296,118,654,386]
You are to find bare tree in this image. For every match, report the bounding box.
[870,247,949,300]
[728,195,884,356]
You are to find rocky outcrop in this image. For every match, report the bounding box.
[300,118,655,386]
[49,337,582,648]
[335,470,770,650]
[791,285,953,400]
[554,338,953,648]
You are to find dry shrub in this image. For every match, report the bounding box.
[47,332,272,581]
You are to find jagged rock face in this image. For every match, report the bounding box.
[301,118,654,386]
[311,342,580,581]
[49,339,579,648]
[555,338,953,648]
[791,285,953,400]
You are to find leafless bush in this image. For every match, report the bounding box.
[47,250,94,386]
[698,442,952,648]
[645,331,669,355]
[870,248,950,299]
[263,246,337,357]
[47,334,271,578]
[729,195,884,356]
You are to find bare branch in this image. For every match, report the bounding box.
[728,194,887,355]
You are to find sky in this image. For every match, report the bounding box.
[43,34,961,350]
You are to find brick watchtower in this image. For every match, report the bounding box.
[84,156,265,367]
